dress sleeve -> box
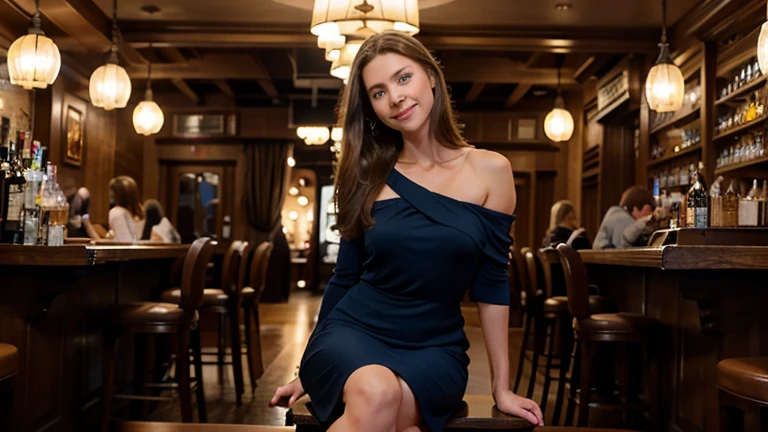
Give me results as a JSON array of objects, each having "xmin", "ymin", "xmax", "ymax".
[
  {"xmin": 316, "ymin": 235, "xmax": 366, "ymax": 323},
  {"xmin": 470, "ymin": 251, "xmax": 512, "ymax": 305}
]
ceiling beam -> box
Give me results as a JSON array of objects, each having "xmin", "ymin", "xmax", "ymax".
[
  {"xmin": 214, "ymin": 79, "xmax": 234, "ymax": 99},
  {"xmin": 126, "ymin": 55, "xmax": 273, "ymax": 80},
  {"xmin": 171, "ymin": 78, "xmax": 200, "ymax": 104},
  {"xmin": 159, "ymin": 47, "xmax": 188, "ymax": 64},
  {"xmin": 574, "ymin": 55, "xmax": 616, "ymax": 84},
  {"xmin": 250, "ymin": 53, "xmax": 280, "ymax": 100},
  {"xmin": 504, "ymin": 84, "xmax": 532, "ymax": 109},
  {"xmin": 464, "ymin": 83, "xmax": 484, "ymax": 103},
  {"xmin": 523, "ymin": 52, "xmax": 544, "ymax": 68},
  {"xmin": 440, "ymin": 57, "xmax": 577, "ymax": 85}
]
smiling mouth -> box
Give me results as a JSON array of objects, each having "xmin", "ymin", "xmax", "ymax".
[{"xmin": 392, "ymin": 104, "xmax": 417, "ymax": 121}]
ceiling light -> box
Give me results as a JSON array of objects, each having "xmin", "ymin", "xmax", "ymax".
[
  {"xmin": 331, "ymin": 41, "xmax": 364, "ymax": 81},
  {"xmin": 645, "ymin": 0, "xmax": 684, "ymax": 112},
  {"xmin": 7, "ymin": 0, "xmax": 61, "ymax": 90},
  {"xmin": 90, "ymin": 0, "xmax": 132, "ymax": 110},
  {"xmin": 287, "ymin": 156, "xmax": 296, "ymax": 167},
  {"xmin": 298, "ymin": 196, "xmax": 309, "ymax": 206},
  {"xmin": 555, "ymin": 3, "xmax": 572, "ymax": 11},
  {"xmin": 297, "ymin": 126, "xmax": 330, "ymax": 145},
  {"xmin": 289, "ymin": 211, "xmax": 299, "ymax": 221},
  {"xmin": 544, "ymin": 57, "xmax": 574, "ymax": 142},
  {"xmin": 311, "ymin": 0, "xmax": 420, "ymax": 39},
  {"xmin": 289, "ymin": 186, "xmax": 299, "ymax": 196},
  {"xmin": 132, "ymin": 62, "xmax": 164, "ymax": 136},
  {"xmin": 758, "ymin": 3, "xmax": 768, "ymax": 74}
]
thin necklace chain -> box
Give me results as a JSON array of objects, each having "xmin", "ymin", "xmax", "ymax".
[{"xmin": 397, "ymin": 148, "xmax": 469, "ymax": 165}]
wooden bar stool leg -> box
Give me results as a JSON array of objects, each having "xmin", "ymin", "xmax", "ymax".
[
  {"xmin": 526, "ymin": 319, "xmax": 545, "ymax": 399},
  {"xmin": 551, "ymin": 320, "xmax": 573, "ymax": 425},
  {"xmin": 217, "ymin": 313, "xmax": 226, "ymax": 384},
  {"xmin": 176, "ymin": 327, "xmax": 193, "ymax": 423},
  {"xmin": 577, "ymin": 340, "xmax": 596, "ymax": 427},
  {"xmin": 101, "ymin": 332, "xmax": 119, "ymax": 432},
  {"xmin": 513, "ymin": 311, "xmax": 533, "ymax": 393},
  {"xmin": 253, "ymin": 304, "xmax": 264, "ymax": 379},
  {"xmin": 540, "ymin": 318, "xmax": 558, "ymax": 414},
  {"xmin": 228, "ymin": 307, "xmax": 245, "ymax": 406},
  {"xmin": 191, "ymin": 327, "xmax": 207, "ymax": 423},
  {"xmin": 564, "ymin": 339, "xmax": 580, "ymax": 426},
  {"xmin": 243, "ymin": 301, "xmax": 257, "ymax": 390},
  {"xmin": 131, "ymin": 334, "xmax": 148, "ymax": 420}
]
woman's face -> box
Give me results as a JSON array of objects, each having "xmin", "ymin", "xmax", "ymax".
[
  {"xmin": 563, "ymin": 210, "xmax": 578, "ymax": 229},
  {"xmin": 361, "ymin": 53, "xmax": 435, "ymax": 136}
]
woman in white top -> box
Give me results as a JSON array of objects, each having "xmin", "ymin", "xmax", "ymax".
[
  {"xmin": 141, "ymin": 199, "xmax": 181, "ymax": 244},
  {"xmin": 108, "ymin": 176, "xmax": 146, "ymax": 242}
]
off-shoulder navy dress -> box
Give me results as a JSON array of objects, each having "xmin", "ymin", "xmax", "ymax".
[{"xmin": 299, "ymin": 167, "xmax": 515, "ymax": 432}]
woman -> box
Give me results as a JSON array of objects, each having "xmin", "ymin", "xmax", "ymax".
[
  {"xmin": 541, "ymin": 200, "xmax": 591, "ymax": 250},
  {"xmin": 107, "ymin": 176, "xmax": 145, "ymax": 242},
  {"xmin": 270, "ymin": 31, "xmax": 543, "ymax": 431},
  {"xmin": 141, "ymin": 199, "xmax": 181, "ymax": 244}
]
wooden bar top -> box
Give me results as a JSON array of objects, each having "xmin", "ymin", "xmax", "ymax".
[
  {"xmin": 0, "ymin": 243, "xmax": 189, "ymax": 266},
  {"xmin": 580, "ymin": 245, "xmax": 768, "ymax": 270}
]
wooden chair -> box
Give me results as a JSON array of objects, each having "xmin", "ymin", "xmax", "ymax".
[
  {"xmin": 511, "ymin": 246, "xmax": 537, "ymax": 396},
  {"xmin": 162, "ymin": 241, "xmax": 251, "ymax": 406},
  {"xmin": 556, "ymin": 244, "xmax": 661, "ymax": 429},
  {"xmin": 717, "ymin": 357, "xmax": 768, "ymax": 431},
  {"xmin": 0, "ymin": 343, "xmax": 18, "ymax": 431},
  {"xmin": 101, "ymin": 238, "xmax": 215, "ymax": 431},
  {"xmin": 241, "ymin": 241, "xmax": 273, "ymax": 389}
]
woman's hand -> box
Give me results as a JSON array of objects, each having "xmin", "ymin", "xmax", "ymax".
[
  {"xmin": 493, "ymin": 389, "xmax": 544, "ymax": 426},
  {"xmin": 269, "ymin": 377, "xmax": 306, "ymax": 408}
]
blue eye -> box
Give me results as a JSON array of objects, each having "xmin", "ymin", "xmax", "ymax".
[
  {"xmin": 373, "ymin": 90, "xmax": 385, "ymax": 99},
  {"xmin": 398, "ymin": 74, "xmax": 412, "ymax": 83}
]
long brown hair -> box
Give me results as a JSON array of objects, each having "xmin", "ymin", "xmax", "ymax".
[
  {"xmin": 109, "ymin": 176, "xmax": 145, "ymax": 220},
  {"xmin": 547, "ymin": 200, "xmax": 576, "ymax": 236},
  {"xmin": 335, "ymin": 30, "xmax": 469, "ymax": 239}
]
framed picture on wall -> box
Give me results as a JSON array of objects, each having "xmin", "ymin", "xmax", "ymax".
[{"xmin": 62, "ymin": 94, "xmax": 87, "ymax": 167}]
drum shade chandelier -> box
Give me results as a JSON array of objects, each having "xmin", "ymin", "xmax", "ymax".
[
  {"xmin": 645, "ymin": 0, "xmax": 684, "ymax": 112},
  {"xmin": 544, "ymin": 58, "xmax": 574, "ymax": 142},
  {"xmin": 758, "ymin": 2, "xmax": 768, "ymax": 74},
  {"xmin": 297, "ymin": 126, "xmax": 331, "ymax": 145},
  {"xmin": 90, "ymin": 0, "xmax": 131, "ymax": 110},
  {"xmin": 132, "ymin": 62, "xmax": 164, "ymax": 136},
  {"xmin": 7, "ymin": 0, "xmax": 61, "ymax": 90},
  {"xmin": 330, "ymin": 40, "xmax": 364, "ymax": 83},
  {"xmin": 311, "ymin": 0, "xmax": 419, "ymax": 39}
]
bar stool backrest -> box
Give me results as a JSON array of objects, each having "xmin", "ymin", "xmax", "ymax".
[
  {"xmin": 555, "ymin": 243, "xmax": 590, "ymax": 319},
  {"xmin": 181, "ymin": 237, "xmax": 216, "ymax": 309},
  {"xmin": 227, "ymin": 242, "xmax": 251, "ymax": 301},
  {"xmin": 220, "ymin": 242, "xmax": 241, "ymax": 294},
  {"xmin": 249, "ymin": 241, "xmax": 274, "ymax": 294}
]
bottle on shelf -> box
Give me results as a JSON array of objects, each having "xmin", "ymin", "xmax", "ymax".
[
  {"xmin": 710, "ymin": 176, "xmax": 724, "ymax": 227},
  {"xmin": 1, "ymin": 142, "xmax": 26, "ymax": 243},
  {"xmin": 723, "ymin": 180, "xmax": 740, "ymax": 227},
  {"xmin": 738, "ymin": 179, "xmax": 761, "ymax": 227},
  {"xmin": 686, "ymin": 161, "xmax": 708, "ymax": 229}
]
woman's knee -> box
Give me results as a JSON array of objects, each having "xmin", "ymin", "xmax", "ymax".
[{"xmin": 344, "ymin": 365, "xmax": 402, "ymax": 411}]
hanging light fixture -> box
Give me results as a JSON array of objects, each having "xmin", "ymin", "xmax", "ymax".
[
  {"xmin": 90, "ymin": 0, "xmax": 132, "ymax": 110},
  {"xmin": 758, "ymin": 2, "xmax": 768, "ymax": 74},
  {"xmin": 132, "ymin": 61, "xmax": 164, "ymax": 136},
  {"xmin": 544, "ymin": 57, "xmax": 574, "ymax": 142},
  {"xmin": 6, "ymin": 0, "xmax": 61, "ymax": 90},
  {"xmin": 645, "ymin": 0, "xmax": 684, "ymax": 112},
  {"xmin": 311, "ymin": 0, "xmax": 420, "ymax": 39},
  {"xmin": 297, "ymin": 126, "xmax": 331, "ymax": 145},
  {"xmin": 331, "ymin": 40, "xmax": 364, "ymax": 83}
]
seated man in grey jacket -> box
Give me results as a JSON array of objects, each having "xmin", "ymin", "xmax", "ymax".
[{"xmin": 593, "ymin": 186, "xmax": 657, "ymax": 249}]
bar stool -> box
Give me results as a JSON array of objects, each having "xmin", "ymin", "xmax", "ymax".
[
  {"xmin": 101, "ymin": 238, "xmax": 215, "ymax": 431},
  {"xmin": 512, "ymin": 246, "xmax": 537, "ymax": 395},
  {"xmin": 717, "ymin": 357, "xmax": 768, "ymax": 431},
  {"xmin": 241, "ymin": 241, "xmax": 273, "ymax": 389},
  {"xmin": 556, "ymin": 244, "xmax": 661, "ymax": 429},
  {"xmin": 161, "ymin": 241, "xmax": 251, "ymax": 406},
  {"xmin": 0, "ymin": 343, "xmax": 18, "ymax": 431}
]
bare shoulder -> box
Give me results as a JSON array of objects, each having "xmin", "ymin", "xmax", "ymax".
[{"xmin": 466, "ymin": 149, "xmax": 516, "ymax": 214}]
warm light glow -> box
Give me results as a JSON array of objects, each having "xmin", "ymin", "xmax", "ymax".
[
  {"xmin": 297, "ymin": 280, "xmax": 307, "ymax": 288},
  {"xmin": 326, "ymin": 47, "xmax": 341, "ymax": 61},
  {"xmin": 132, "ymin": 90, "xmax": 164, "ymax": 136},
  {"xmin": 318, "ymin": 34, "xmax": 346, "ymax": 49},
  {"xmin": 544, "ymin": 107, "xmax": 574, "ymax": 142},
  {"xmin": 287, "ymin": 156, "xmax": 296, "ymax": 167},
  {"xmin": 289, "ymin": 211, "xmax": 299, "ymax": 221},
  {"xmin": 645, "ymin": 43, "xmax": 685, "ymax": 112},
  {"xmin": 298, "ymin": 196, "xmax": 309, "ymax": 206},
  {"xmin": 307, "ymin": 211, "xmax": 314, "ymax": 222},
  {"xmin": 311, "ymin": 0, "xmax": 420, "ymax": 38},
  {"xmin": 297, "ymin": 126, "xmax": 331, "ymax": 145},
  {"xmin": 331, "ymin": 41, "xmax": 363, "ymax": 81},
  {"xmin": 759, "ymin": 19, "xmax": 768, "ymax": 75},
  {"xmin": 331, "ymin": 127, "xmax": 343, "ymax": 142},
  {"xmin": 90, "ymin": 62, "xmax": 132, "ymax": 110},
  {"xmin": 289, "ymin": 186, "xmax": 300, "ymax": 196},
  {"xmin": 7, "ymin": 33, "xmax": 61, "ymax": 90}
]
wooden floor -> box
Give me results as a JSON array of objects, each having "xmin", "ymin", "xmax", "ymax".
[{"xmin": 141, "ymin": 290, "xmax": 622, "ymax": 428}]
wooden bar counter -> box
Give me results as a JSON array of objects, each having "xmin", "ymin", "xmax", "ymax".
[
  {"xmin": 0, "ymin": 243, "xmax": 188, "ymax": 432},
  {"xmin": 579, "ymin": 243, "xmax": 768, "ymax": 432}
]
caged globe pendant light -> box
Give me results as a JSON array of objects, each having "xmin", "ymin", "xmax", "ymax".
[
  {"xmin": 7, "ymin": 0, "xmax": 61, "ymax": 90},
  {"xmin": 132, "ymin": 61, "xmax": 164, "ymax": 136},
  {"xmin": 544, "ymin": 56, "xmax": 574, "ymax": 142},
  {"xmin": 89, "ymin": 0, "xmax": 132, "ymax": 110},
  {"xmin": 645, "ymin": 0, "xmax": 685, "ymax": 112}
]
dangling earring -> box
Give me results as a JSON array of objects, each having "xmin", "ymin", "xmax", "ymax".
[{"xmin": 367, "ymin": 118, "xmax": 379, "ymax": 137}]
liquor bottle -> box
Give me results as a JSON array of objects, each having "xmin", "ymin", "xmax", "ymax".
[
  {"xmin": 38, "ymin": 163, "xmax": 67, "ymax": 246},
  {"xmin": 738, "ymin": 179, "xmax": 760, "ymax": 226},
  {"xmin": 1, "ymin": 143, "xmax": 26, "ymax": 243},
  {"xmin": 709, "ymin": 176, "xmax": 724, "ymax": 227},
  {"xmin": 723, "ymin": 180, "xmax": 739, "ymax": 227},
  {"xmin": 686, "ymin": 162, "xmax": 708, "ymax": 228},
  {"xmin": 746, "ymin": 93, "xmax": 758, "ymax": 122}
]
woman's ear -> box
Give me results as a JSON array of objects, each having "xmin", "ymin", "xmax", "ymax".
[{"xmin": 428, "ymin": 72, "xmax": 436, "ymax": 89}]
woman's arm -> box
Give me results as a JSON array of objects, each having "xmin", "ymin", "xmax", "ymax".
[{"xmin": 316, "ymin": 235, "xmax": 366, "ymax": 324}]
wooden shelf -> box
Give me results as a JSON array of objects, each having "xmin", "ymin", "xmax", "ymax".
[
  {"xmin": 717, "ymin": 26, "xmax": 761, "ymax": 78},
  {"xmin": 582, "ymin": 167, "xmax": 599, "ymax": 179},
  {"xmin": 647, "ymin": 144, "xmax": 702, "ymax": 168},
  {"xmin": 713, "ymin": 114, "xmax": 768, "ymax": 142},
  {"xmin": 714, "ymin": 75, "xmax": 767, "ymax": 107},
  {"xmin": 715, "ymin": 154, "xmax": 768, "ymax": 176},
  {"xmin": 649, "ymin": 108, "xmax": 701, "ymax": 135}
]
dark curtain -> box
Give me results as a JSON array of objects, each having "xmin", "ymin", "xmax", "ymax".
[{"xmin": 243, "ymin": 141, "xmax": 293, "ymax": 302}]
